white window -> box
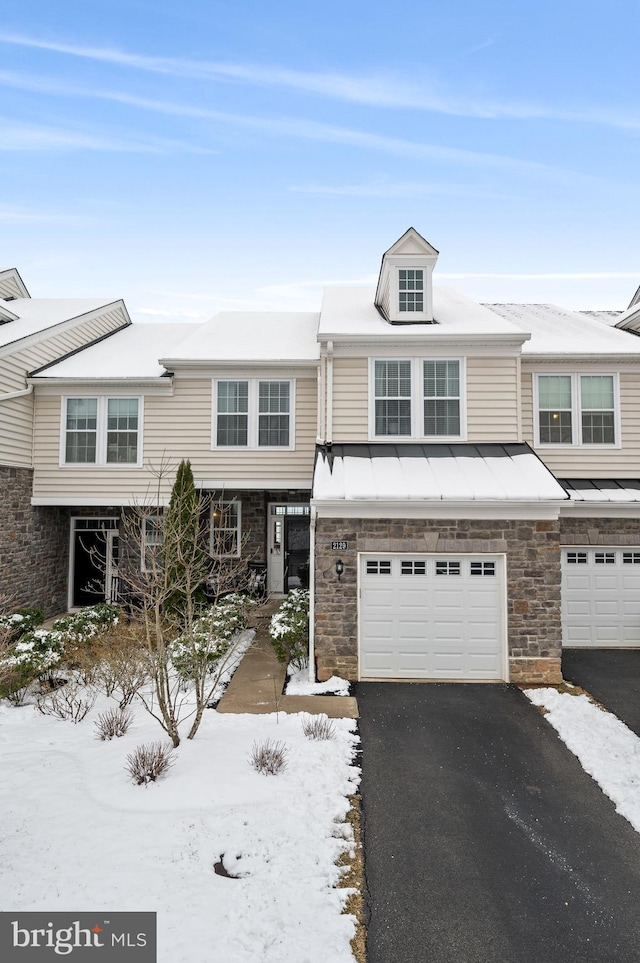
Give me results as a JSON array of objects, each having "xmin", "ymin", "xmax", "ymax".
[
  {"xmin": 62, "ymin": 397, "xmax": 142, "ymax": 466},
  {"xmin": 398, "ymin": 269, "xmax": 424, "ymax": 313},
  {"xmin": 210, "ymin": 501, "xmax": 241, "ymax": 557},
  {"xmin": 141, "ymin": 515, "xmax": 163, "ymax": 572},
  {"xmin": 371, "ymin": 359, "xmax": 464, "ymax": 440},
  {"xmin": 535, "ymin": 374, "xmax": 618, "ymax": 446},
  {"xmin": 213, "ymin": 380, "xmax": 293, "ymax": 448}
]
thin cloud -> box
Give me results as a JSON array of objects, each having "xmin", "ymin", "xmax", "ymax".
[
  {"xmin": 0, "ymin": 32, "xmax": 639, "ymax": 130},
  {"xmin": 290, "ymin": 180, "xmax": 516, "ymax": 199}
]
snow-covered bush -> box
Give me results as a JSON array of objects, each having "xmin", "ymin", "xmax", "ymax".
[
  {"xmin": 302, "ymin": 713, "xmax": 336, "ymax": 741},
  {"xmin": 126, "ymin": 741, "xmax": 176, "ymax": 785},
  {"xmin": 94, "ymin": 706, "xmax": 134, "ymax": 740},
  {"xmin": 168, "ymin": 594, "xmax": 254, "ymax": 682},
  {"xmin": 0, "ymin": 607, "xmax": 44, "ymax": 641},
  {"xmin": 269, "ymin": 589, "xmax": 309, "ymax": 669},
  {"xmin": 0, "ymin": 628, "xmax": 65, "ymax": 700},
  {"xmin": 250, "ymin": 738, "xmax": 288, "ymax": 776},
  {"xmin": 52, "ymin": 603, "xmax": 120, "ymax": 648}
]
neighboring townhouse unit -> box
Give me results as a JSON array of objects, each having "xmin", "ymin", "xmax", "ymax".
[
  {"xmin": 0, "ymin": 270, "xmax": 131, "ymax": 610},
  {"xmin": 4, "ymin": 229, "xmax": 640, "ymax": 686}
]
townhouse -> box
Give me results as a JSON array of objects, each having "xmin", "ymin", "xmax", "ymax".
[{"xmin": 2, "ymin": 229, "xmax": 640, "ymax": 685}]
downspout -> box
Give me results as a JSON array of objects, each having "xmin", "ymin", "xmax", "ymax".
[
  {"xmin": 0, "ymin": 384, "xmax": 33, "ymax": 401},
  {"xmin": 326, "ymin": 340, "xmax": 334, "ymax": 444},
  {"xmin": 308, "ymin": 503, "xmax": 317, "ymax": 681}
]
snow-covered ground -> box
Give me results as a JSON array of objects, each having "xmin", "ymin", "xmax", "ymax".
[
  {"xmin": 0, "ymin": 678, "xmax": 360, "ymax": 962},
  {"xmin": 286, "ymin": 666, "xmax": 351, "ymax": 696},
  {"xmin": 525, "ymin": 686, "xmax": 640, "ymax": 833}
]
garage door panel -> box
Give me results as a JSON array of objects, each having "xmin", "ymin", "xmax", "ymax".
[
  {"xmin": 360, "ymin": 554, "xmax": 505, "ymax": 681},
  {"xmin": 563, "ymin": 547, "xmax": 640, "ymax": 647}
]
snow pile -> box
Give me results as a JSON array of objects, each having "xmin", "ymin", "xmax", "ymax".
[
  {"xmin": 287, "ymin": 666, "xmax": 351, "ymax": 696},
  {"xmin": 0, "ymin": 690, "xmax": 360, "ymax": 962},
  {"xmin": 525, "ymin": 687, "xmax": 640, "ymax": 833}
]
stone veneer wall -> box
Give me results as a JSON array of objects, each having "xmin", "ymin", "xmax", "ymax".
[
  {"xmin": 314, "ymin": 516, "xmax": 563, "ymax": 685},
  {"xmin": 0, "ymin": 466, "xmax": 68, "ymax": 616},
  {"xmin": 559, "ymin": 516, "xmax": 640, "ymax": 545}
]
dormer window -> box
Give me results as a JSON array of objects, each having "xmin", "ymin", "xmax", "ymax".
[{"xmin": 399, "ymin": 269, "xmax": 424, "ymax": 313}]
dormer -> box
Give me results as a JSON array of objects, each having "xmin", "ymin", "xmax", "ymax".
[{"xmin": 375, "ymin": 227, "xmax": 439, "ymax": 324}]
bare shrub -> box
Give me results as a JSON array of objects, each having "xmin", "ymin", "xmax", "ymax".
[
  {"xmin": 249, "ymin": 738, "xmax": 288, "ymax": 776},
  {"xmin": 126, "ymin": 741, "xmax": 176, "ymax": 785},
  {"xmin": 37, "ymin": 680, "xmax": 97, "ymax": 723},
  {"xmin": 94, "ymin": 706, "xmax": 134, "ymax": 740},
  {"xmin": 302, "ymin": 713, "xmax": 336, "ymax": 741},
  {"xmin": 93, "ymin": 624, "xmax": 150, "ymax": 709}
]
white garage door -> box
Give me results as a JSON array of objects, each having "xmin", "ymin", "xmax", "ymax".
[
  {"xmin": 562, "ymin": 548, "xmax": 640, "ymax": 647},
  {"xmin": 359, "ymin": 554, "xmax": 506, "ymax": 681}
]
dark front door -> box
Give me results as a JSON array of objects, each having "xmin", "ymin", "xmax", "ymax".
[
  {"xmin": 284, "ymin": 516, "xmax": 310, "ymax": 591},
  {"xmin": 72, "ymin": 530, "xmax": 117, "ymax": 607}
]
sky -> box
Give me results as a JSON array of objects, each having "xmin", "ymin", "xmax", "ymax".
[{"xmin": 1, "ymin": 0, "xmax": 639, "ymax": 323}]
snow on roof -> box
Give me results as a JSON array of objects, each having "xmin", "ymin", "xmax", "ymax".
[
  {"xmin": 161, "ymin": 312, "xmax": 321, "ymax": 363},
  {"xmin": 578, "ymin": 310, "xmax": 623, "ymax": 327},
  {"xmin": 313, "ymin": 443, "xmax": 566, "ymax": 502},
  {"xmin": 561, "ymin": 479, "xmax": 640, "ymax": 503},
  {"xmin": 318, "ymin": 286, "xmax": 527, "ymax": 341},
  {"xmin": 33, "ymin": 323, "xmax": 199, "ymax": 379},
  {"xmin": 0, "ymin": 298, "xmax": 117, "ymax": 349},
  {"xmin": 485, "ymin": 303, "xmax": 640, "ymax": 356}
]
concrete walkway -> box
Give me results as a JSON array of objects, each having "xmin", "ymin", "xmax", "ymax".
[{"xmin": 216, "ymin": 602, "xmax": 359, "ymax": 719}]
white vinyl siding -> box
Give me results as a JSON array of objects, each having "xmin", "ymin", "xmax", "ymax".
[
  {"xmin": 332, "ymin": 358, "xmax": 368, "ymax": 440},
  {"xmin": 0, "ymin": 307, "xmax": 127, "ymax": 468},
  {"xmin": 32, "ymin": 374, "xmax": 317, "ymax": 502},
  {"xmin": 523, "ymin": 366, "xmax": 640, "ymax": 475}
]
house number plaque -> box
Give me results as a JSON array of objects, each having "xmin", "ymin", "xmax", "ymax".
[{"xmin": 331, "ymin": 540, "xmax": 349, "ymax": 551}]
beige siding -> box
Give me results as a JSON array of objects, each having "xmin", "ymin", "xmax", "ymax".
[
  {"xmin": 466, "ymin": 357, "xmax": 519, "ymax": 441},
  {"xmin": 0, "ymin": 274, "xmax": 26, "ymax": 300},
  {"xmin": 332, "ymin": 358, "xmax": 369, "ymax": 440},
  {"xmin": 330, "ymin": 355, "xmax": 519, "ymax": 442},
  {"xmin": 522, "ymin": 366, "xmax": 640, "ymax": 475},
  {"xmin": 0, "ymin": 307, "xmax": 127, "ymax": 467},
  {"xmin": 32, "ymin": 376, "xmax": 317, "ymax": 501}
]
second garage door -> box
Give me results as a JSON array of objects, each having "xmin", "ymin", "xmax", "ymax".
[
  {"xmin": 359, "ymin": 554, "xmax": 506, "ymax": 681},
  {"xmin": 562, "ymin": 547, "xmax": 640, "ymax": 647}
]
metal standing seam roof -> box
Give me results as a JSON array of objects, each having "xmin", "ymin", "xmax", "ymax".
[
  {"xmin": 312, "ymin": 443, "xmax": 568, "ymax": 502},
  {"xmin": 560, "ymin": 479, "xmax": 640, "ymax": 502}
]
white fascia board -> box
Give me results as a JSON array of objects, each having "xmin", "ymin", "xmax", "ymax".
[
  {"xmin": 32, "ymin": 495, "xmax": 172, "ymax": 507},
  {"xmin": 330, "ymin": 340, "xmax": 524, "ymax": 359},
  {"xmin": 311, "ymin": 499, "xmax": 565, "ymax": 520},
  {"xmin": 560, "ymin": 501, "xmax": 640, "ymax": 518},
  {"xmin": 161, "ymin": 358, "xmax": 320, "ymax": 370},
  {"xmin": 522, "ymin": 353, "xmax": 640, "ymax": 364},
  {"xmin": 174, "ymin": 364, "xmax": 318, "ymax": 379},
  {"xmin": 30, "ymin": 378, "xmax": 173, "ymax": 395},
  {"xmin": 0, "ymin": 302, "xmax": 129, "ymax": 360},
  {"xmin": 318, "ymin": 332, "xmax": 529, "ymax": 347},
  {"xmin": 199, "ymin": 478, "xmax": 313, "ymax": 490}
]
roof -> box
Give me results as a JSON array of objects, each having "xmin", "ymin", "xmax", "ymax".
[
  {"xmin": 312, "ymin": 443, "xmax": 567, "ymax": 502},
  {"xmin": 0, "ymin": 298, "xmax": 120, "ymax": 349},
  {"xmin": 485, "ymin": 303, "xmax": 640, "ymax": 356},
  {"xmin": 160, "ymin": 312, "xmax": 321, "ymax": 364},
  {"xmin": 32, "ymin": 323, "xmax": 199, "ymax": 379},
  {"xmin": 560, "ymin": 479, "xmax": 640, "ymax": 503},
  {"xmin": 578, "ymin": 310, "xmax": 623, "ymax": 326},
  {"xmin": 319, "ymin": 286, "xmax": 528, "ymax": 342}
]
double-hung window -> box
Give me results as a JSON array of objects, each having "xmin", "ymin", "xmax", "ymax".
[
  {"xmin": 210, "ymin": 501, "xmax": 241, "ymax": 557},
  {"xmin": 372, "ymin": 359, "xmax": 463, "ymax": 439},
  {"xmin": 536, "ymin": 374, "xmax": 617, "ymax": 446},
  {"xmin": 141, "ymin": 515, "xmax": 163, "ymax": 572},
  {"xmin": 63, "ymin": 396, "xmax": 141, "ymax": 465},
  {"xmin": 214, "ymin": 380, "xmax": 293, "ymax": 448},
  {"xmin": 398, "ymin": 269, "xmax": 424, "ymax": 313}
]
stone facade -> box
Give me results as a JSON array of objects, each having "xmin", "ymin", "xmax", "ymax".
[
  {"xmin": 313, "ymin": 516, "xmax": 563, "ymax": 685},
  {"xmin": 559, "ymin": 516, "xmax": 640, "ymax": 545},
  {"xmin": 0, "ymin": 466, "xmax": 68, "ymax": 616}
]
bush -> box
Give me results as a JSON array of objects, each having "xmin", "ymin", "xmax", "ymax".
[
  {"xmin": 0, "ymin": 607, "xmax": 45, "ymax": 642},
  {"xmin": 126, "ymin": 741, "xmax": 176, "ymax": 785},
  {"xmin": 52, "ymin": 604, "xmax": 120, "ymax": 648},
  {"xmin": 301, "ymin": 713, "xmax": 336, "ymax": 741},
  {"xmin": 94, "ymin": 706, "xmax": 134, "ymax": 740},
  {"xmin": 269, "ymin": 589, "xmax": 309, "ymax": 669},
  {"xmin": 249, "ymin": 738, "xmax": 288, "ymax": 776},
  {"xmin": 168, "ymin": 594, "xmax": 254, "ymax": 682},
  {"xmin": 36, "ymin": 679, "xmax": 97, "ymax": 723},
  {"xmin": 0, "ymin": 628, "xmax": 65, "ymax": 698}
]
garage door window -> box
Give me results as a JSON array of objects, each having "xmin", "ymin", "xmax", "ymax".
[
  {"xmin": 623, "ymin": 552, "xmax": 640, "ymax": 564},
  {"xmin": 366, "ymin": 560, "xmax": 392, "ymax": 575},
  {"xmin": 401, "ymin": 560, "xmax": 427, "ymax": 575},
  {"xmin": 566, "ymin": 551, "xmax": 587, "ymax": 564},
  {"xmin": 435, "ymin": 560, "xmax": 461, "ymax": 575},
  {"xmin": 470, "ymin": 561, "xmax": 496, "ymax": 576},
  {"xmin": 594, "ymin": 552, "xmax": 615, "ymax": 564}
]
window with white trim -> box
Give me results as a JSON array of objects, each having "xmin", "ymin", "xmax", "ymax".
[
  {"xmin": 210, "ymin": 501, "xmax": 241, "ymax": 557},
  {"xmin": 371, "ymin": 359, "xmax": 464, "ymax": 439},
  {"xmin": 213, "ymin": 380, "xmax": 293, "ymax": 448},
  {"xmin": 536, "ymin": 374, "xmax": 617, "ymax": 446},
  {"xmin": 63, "ymin": 397, "xmax": 141, "ymax": 465},
  {"xmin": 141, "ymin": 515, "xmax": 163, "ymax": 572},
  {"xmin": 399, "ymin": 269, "xmax": 424, "ymax": 313}
]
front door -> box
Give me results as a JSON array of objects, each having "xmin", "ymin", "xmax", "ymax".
[
  {"xmin": 70, "ymin": 519, "xmax": 119, "ymax": 608},
  {"xmin": 267, "ymin": 504, "xmax": 310, "ymax": 594}
]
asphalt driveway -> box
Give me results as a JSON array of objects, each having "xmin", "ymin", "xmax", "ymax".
[
  {"xmin": 357, "ymin": 682, "xmax": 640, "ymax": 963},
  {"xmin": 562, "ymin": 649, "xmax": 640, "ymax": 737}
]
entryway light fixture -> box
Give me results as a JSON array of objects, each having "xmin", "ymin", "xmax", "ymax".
[{"xmin": 335, "ymin": 559, "xmax": 344, "ymax": 581}]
